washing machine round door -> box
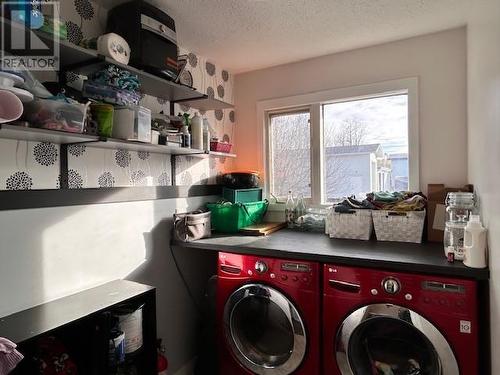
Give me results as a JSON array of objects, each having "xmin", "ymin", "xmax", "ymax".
[
  {"xmin": 224, "ymin": 283, "xmax": 307, "ymax": 375},
  {"xmin": 336, "ymin": 304, "xmax": 459, "ymax": 375}
]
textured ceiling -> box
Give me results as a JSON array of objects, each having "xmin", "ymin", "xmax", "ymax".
[{"xmin": 102, "ymin": 0, "xmax": 473, "ymax": 73}]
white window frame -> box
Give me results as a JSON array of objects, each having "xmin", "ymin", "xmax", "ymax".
[{"xmin": 257, "ymin": 78, "xmax": 419, "ymax": 206}]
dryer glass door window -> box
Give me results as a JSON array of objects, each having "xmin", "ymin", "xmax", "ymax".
[
  {"xmin": 224, "ymin": 284, "xmax": 307, "ymax": 375},
  {"xmin": 336, "ymin": 304, "xmax": 459, "ymax": 375},
  {"xmin": 348, "ymin": 317, "xmax": 439, "ymax": 374}
]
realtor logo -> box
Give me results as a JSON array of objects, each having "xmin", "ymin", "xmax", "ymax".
[{"xmin": 1, "ymin": 1, "xmax": 60, "ymax": 71}]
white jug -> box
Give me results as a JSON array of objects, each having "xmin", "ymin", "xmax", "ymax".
[{"xmin": 463, "ymin": 215, "xmax": 487, "ymax": 268}]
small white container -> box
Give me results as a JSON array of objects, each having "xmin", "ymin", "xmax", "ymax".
[
  {"xmin": 463, "ymin": 215, "xmax": 487, "ymax": 268},
  {"xmin": 112, "ymin": 105, "xmax": 151, "ymax": 143}
]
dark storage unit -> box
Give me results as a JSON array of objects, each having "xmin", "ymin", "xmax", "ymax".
[{"xmin": 0, "ymin": 280, "xmax": 157, "ymax": 375}]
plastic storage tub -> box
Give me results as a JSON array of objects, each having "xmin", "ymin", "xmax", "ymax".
[
  {"xmin": 222, "ymin": 187, "xmax": 262, "ymax": 203},
  {"xmin": 207, "ymin": 200, "xmax": 268, "ymax": 233},
  {"xmin": 23, "ymin": 98, "xmax": 88, "ymax": 133}
]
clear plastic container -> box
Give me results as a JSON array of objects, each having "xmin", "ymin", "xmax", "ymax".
[
  {"xmin": 444, "ymin": 221, "xmax": 467, "ymax": 260},
  {"xmin": 23, "ymin": 98, "xmax": 88, "ymax": 133},
  {"xmin": 445, "ymin": 192, "xmax": 475, "ymax": 222}
]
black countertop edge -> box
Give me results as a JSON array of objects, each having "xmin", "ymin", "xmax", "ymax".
[{"xmin": 171, "ymin": 230, "xmax": 489, "ymax": 281}]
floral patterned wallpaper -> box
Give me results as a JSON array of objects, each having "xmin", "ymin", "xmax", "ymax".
[{"xmin": 0, "ymin": 0, "xmax": 235, "ymax": 190}]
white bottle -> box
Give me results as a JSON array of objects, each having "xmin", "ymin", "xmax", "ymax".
[
  {"xmin": 190, "ymin": 112, "xmax": 203, "ymax": 150},
  {"xmin": 203, "ymin": 117, "xmax": 211, "ymax": 152},
  {"xmin": 463, "ymin": 215, "xmax": 487, "ymax": 268}
]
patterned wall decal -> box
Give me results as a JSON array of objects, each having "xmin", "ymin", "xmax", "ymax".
[
  {"xmin": 74, "ymin": 0, "xmax": 94, "ymax": 21},
  {"xmin": 68, "ymin": 169, "xmax": 84, "ymax": 189},
  {"xmin": 65, "ymin": 21, "xmax": 83, "ymax": 44},
  {"xmin": 131, "ymin": 170, "xmax": 147, "ymax": 186},
  {"xmin": 222, "ymin": 70, "xmax": 229, "ymax": 82},
  {"xmin": 215, "ymin": 110, "xmax": 224, "ymax": 121},
  {"xmin": 33, "ymin": 142, "xmax": 58, "ymax": 166},
  {"xmin": 157, "ymin": 172, "xmax": 171, "ymax": 186},
  {"xmin": 179, "ymin": 104, "xmax": 191, "ymax": 113},
  {"xmin": 6, "ymin": 172, "xmax": 33, "ymax": 190},
  {"xmin": 206, "ymin": 86, "xmax": 215, "ymax": 99},
  {"xmin": 217, "ymin": 85, "xmax": 225, "ymax": 99},
  {"xmin": 68, "ymin": 144, "xmax": 87, "ymax": 157},
  {"xmin": 115, "ymin": 150, "xmax": 131, "ymax": 168},
  {"xmin": 98, "ymin": 172, "xmax": 115, "ymax": 188},
  {"xmin": 205, "ymin": 62, "xmax": 216, "ymax": 76},
  {"xmin": 188, "ymin": 53, "xmax": 198, "ymax": 68},
  {"xmin": 138, "ymin": 151, "xmax": 150, "ymax": 160},
  {"xmin": 180, "ymin": 171, "xmax": 193, "ymax": 186},
  {"xmin": 229, "ymin": 110, "xmax": 235, "ymax": 123}
]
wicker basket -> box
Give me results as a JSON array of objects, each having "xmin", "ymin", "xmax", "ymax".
[
  {"xmin": 327, "ymin": 209, "xmax": 373, "ymax": 240},
  {"xmin": 372, "ymin": 210, "xmax": 426, "ymax": 243}
]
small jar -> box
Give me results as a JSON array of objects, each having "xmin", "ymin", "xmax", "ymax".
[
  {"xmin": 444, "ymin": 221, "xmax": 467, "ymax": 260},
  {"xmin": 445, "ymin": 192, "xmax": 475, "ymax": 222}
]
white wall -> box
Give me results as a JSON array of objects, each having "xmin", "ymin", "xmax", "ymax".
[
  {"xmin": 0, "ymin": 196, "xmax": 218, "ymax": 375},
  {"xmin": 466, "ymin": 1, "xmax": 500, "ymax": 373},
  {"xmin": 233, "ymin": 28, "xmax": 468, "ymax": 193}
]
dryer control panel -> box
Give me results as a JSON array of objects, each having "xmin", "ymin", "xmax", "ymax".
[{"xmin": 219, "ymin": 252, "xmax": 319, "ymax": 291}]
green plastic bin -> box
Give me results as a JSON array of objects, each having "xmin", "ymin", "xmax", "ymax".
[
  {"xmin": 222, "ymin": 187, "xmax": 263, "ymax": 203},
  {"xmin": 207, "ymin": 200, "xmax": 268, "ymax": 233}
]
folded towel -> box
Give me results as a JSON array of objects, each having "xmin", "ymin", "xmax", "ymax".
[{"xmin": 0, "ymin": 337, "xmax": 23, "ymax": 375}]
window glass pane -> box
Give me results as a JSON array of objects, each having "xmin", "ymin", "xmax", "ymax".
[
  {"xmin": 323, "ymin": 95, "xmax": 409, "ymax": 202},
  {"xmin": 270, "ymin": 112, "xmax": 311, "ymax": 198}
]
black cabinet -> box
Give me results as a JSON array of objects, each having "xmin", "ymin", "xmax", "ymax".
[{"xmin": 0, "ymin": 280, "xmax": 157, "ymax": 375}]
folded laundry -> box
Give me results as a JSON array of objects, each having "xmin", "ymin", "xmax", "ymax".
[
  {"xmin": 366, "ymin": 191, "xmax": 427, "ymax": 211},
  {"xmin": 0, "ymin": 337, "xmax": 24, "ymax": 375},
  {"xmin": 334, "ymin": 196, "xmax": 375, "ymax": 213}
]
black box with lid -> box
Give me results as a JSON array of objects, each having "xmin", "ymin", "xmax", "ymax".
[{"xmin": 106, "ymin": 0, "xmax": 179, "ymax": 81}]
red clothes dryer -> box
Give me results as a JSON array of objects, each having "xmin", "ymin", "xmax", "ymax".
[
  {"xmin": 217, "ymin": 252, "xmax": 321, "ymax": 375},
  {"xmin": 323, "ymin": 264, "xmax": 479, "ymax": 375}
]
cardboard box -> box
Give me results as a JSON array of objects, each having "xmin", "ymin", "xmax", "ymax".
[{"xmin": 427, "ymin": 184, "xmax": 473, "ymax": 242}]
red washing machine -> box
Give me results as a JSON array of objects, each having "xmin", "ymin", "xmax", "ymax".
[
  {"xmin": 323, "ymin": 264, "xmax": 479, "ymax": 375},
  {"xmin": 217, "ymin": 252, "xmax": 321, "ymax": 375}
]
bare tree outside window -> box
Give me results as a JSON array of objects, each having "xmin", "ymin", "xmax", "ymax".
[
  {"xmin": 270, "ymin": 112, "xmax": 311, "ymax": 198},
  {"xmin": 324, "ymin": 95, "xmax": 409, "ymax": 200}
]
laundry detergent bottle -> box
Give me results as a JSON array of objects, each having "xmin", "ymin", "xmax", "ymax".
[{"xmin": 463, "ymin": 215, "xmax": 487, "ymax": 268}]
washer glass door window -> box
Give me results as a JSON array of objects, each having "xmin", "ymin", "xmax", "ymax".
[
  {"xmin": 224, "ymin": 284, "xmax": 307, "ymax": 375},
  {"xmin": 336, "ymin": 304, "xmax": 459, "ymax": 375}
]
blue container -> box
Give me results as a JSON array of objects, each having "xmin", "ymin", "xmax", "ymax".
[{"xmin": 223, "ymin": 187, "xmax": 263, "ymax": 203}]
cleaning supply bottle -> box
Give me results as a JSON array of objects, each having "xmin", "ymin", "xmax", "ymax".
[
  {"xmin": 463, "ymin": 215, "xmax": 487, "ymax": 268},
  {"xmin": 203, "ymin": 117, "xmax": 211, "ymax": 152},
  {"xmin": 191, "ymin": 112, "xmax": 203, "ymax": 150}
]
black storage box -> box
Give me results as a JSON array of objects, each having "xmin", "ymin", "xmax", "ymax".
[{"xmin": 106, "ymin": 0, "xmax": 179, "ymax": 81}]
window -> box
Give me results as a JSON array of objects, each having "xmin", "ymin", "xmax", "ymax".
[
  {"xmin": 269, "ymin": 111, "xmax": 311, "ymax": 199},
  {"xmin": 323, "ymin": 94, "xmax": 409, "ymax": 201},
  {"xmin": 261, "ymin": 78, "xmax": 418, "ymax": 205}
]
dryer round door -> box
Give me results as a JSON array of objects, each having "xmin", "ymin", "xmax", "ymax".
[
  {"xmin": 223, "ymin": 283, "xmax": 307, "ymax": 375},
  {"xmin": 336, "ymin": 304, "xmax": 459, "ymax": 375}
]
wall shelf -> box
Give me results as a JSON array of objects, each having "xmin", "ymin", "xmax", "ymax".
[{"xmin": 176, "ymin": 96, "xmax": 234, "ymax": 111}]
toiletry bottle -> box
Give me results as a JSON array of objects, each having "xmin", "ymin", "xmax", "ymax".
[
  {"xmin": 203, "ymin": 118, "xmax": 211, "ymax": 152},
  {"xmin": 181, "ymin": 125, "xmax": 191, "ymax": 148},
  {"xmin": 285, "ymin": 191, "xmax": 295, "ymax": 226},
  {"xmin": 191, "ymin": 112, "xmax": 203, "ymax": 150}
]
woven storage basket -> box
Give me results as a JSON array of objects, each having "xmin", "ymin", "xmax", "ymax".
[
  {"xmin": 372, "ymin": 210, "xmax": 426, "ymax": 243},
  {"xmin": 327, "ymin": 209, "xmax": 373, "ymax": 240}
]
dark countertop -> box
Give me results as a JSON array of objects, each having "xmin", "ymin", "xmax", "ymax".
[{"xmin": 172, "ymin": 229, "xmax": 489, "ymax": 280}]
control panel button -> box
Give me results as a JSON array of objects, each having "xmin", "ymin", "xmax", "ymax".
[
  {"xmin": 371, "ymin": 289, "xmax": 378, "ymax": 296},
  {"xmin": 281, "ymin": 275, "xmax": 288, "ymax": 281},
  {"xmin": 292, "ymin": 276, "xmax": 299, "ymax": 282},
  {"xmin": 302, "ymin": 277, "xmax": 308, "ymax": 283},
  {"xmin": 247, "ymin": 270, "xmax": 253, "ymax": 276},
  {"xmin": 405, "ymin": 293, "xmax": 413, "ymax": 301},
  {"xmin": 270, "ymin": 273, "xmax": 276, "ymax": 279},
  {"xmin": 423, "ymin": 296, "xmax": 431, "ymax": 304},
  {"xmin": 255, "ymin": 261, "xmax": 268, "ymax": 274},
  {"xmin": 382, "ymin": 277, "xmax": 401, "ymax": 295}
]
